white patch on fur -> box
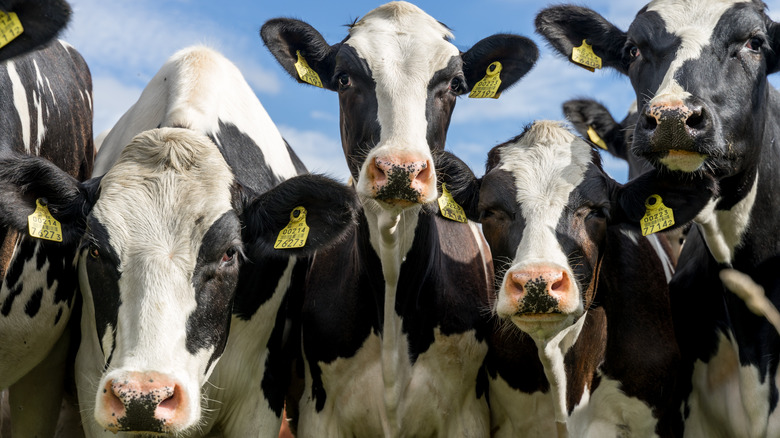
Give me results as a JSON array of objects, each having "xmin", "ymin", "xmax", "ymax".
[
  {"xmin": 494, "ymin": 121, "xmax": 592, "ymax": 336},
  {"xmin": 538, "ymin": 315, "xmax": 587, "ymax": 426},
  {"xmin": 93, "ymin": 46, "xmax": 298, "ymax": 181},
  {"xmin": 645, "ymin": 233, "xmax": 674, "ymax": 283},
  {"xmin": 694, "ymin": 172, "xmax": 758, "ymax": 264},
  {"xmin": 7, "ymin": 61, "xmax": 31, "ymax": 154},
  {"xmin": 569, "ymin": 375, "xmax": 659, "ymax": 437},
  {"xmin": 488, "ymin": 373, "xmax": 556, "ymax": 437},
  {"xmin": 348, "ymin": 2, "xmax": 457, "ymax": 203},
  {"xmin": 646, "ymin": 0, "xmax": 750, "ymax": 103},
  {"xmin": 298, "ymin": 328, "xmax": 488, "ymax": 437},
  {"xmin": 684, "ymin": 331, "xmax": 780, "ymax": 437},
  {"xmin": 31, "ymin": 60, "xmax": 45, "ymax": 154}
]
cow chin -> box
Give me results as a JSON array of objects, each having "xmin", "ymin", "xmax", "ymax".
[
  {"xmin": 658, "ymin": 149, "xmax": 708, "ymax": 173},
  {"xmin": 508, "ymin": 313, "xmax": 579, "ymax": 342}
]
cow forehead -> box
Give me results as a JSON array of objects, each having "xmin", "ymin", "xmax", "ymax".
[
  {"xmin": 346, "ymin": 2, "xmax": 458, "ymax": 84},
  {"xmin": 497, "ymin": 121, "xmax": 591, "ymax": 217},
  {"xmin": 93, "ymin": 128, "xmax": 235, "ymax": 261}
]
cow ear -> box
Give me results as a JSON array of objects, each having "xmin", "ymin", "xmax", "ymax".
[
  {"xmin": 462, "ymin": 34, "xmax": 538, "ymax": 95},
  {"xmin": 535, "ymin": 5, "xmax": 628, "ymax": 75},
  {"xmin": 434, "ymin": 151, "xmax": 481, "ymax": 221},
  {"xmin": 563, "ymin": 99, "xmax": 628, "ymax": 160},
  {"xmin": 766, "ymin": 18, "xmax": 780, "ymax": 74},
  {"xmin": 611, "ymin": 169, "xmax": 717, "ymax": 232},
  {"xmin": 261, "ymin": 18, "xmax": 339, "ymax": 91},
  {"xmin": 0, "ymin": 0, "xmax": 71, "ymax": 62},
  {"xmin": 242, "ymin": 174, "xmax": 359, "ymax": 258},
  {"xmin": 0, "ymin": 153, "xmax": 97, "ymax": 245}
]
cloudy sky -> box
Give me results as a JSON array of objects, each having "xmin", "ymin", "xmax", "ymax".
[{"xmin": 60, "ymin": 0, "xmax": 780, "ymax": 183}]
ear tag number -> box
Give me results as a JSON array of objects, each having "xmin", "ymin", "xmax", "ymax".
[
  {"xmin": 586, "ymin": 126, "xmax": 608, "ymax": 150},
  {"xmin": 274, "ymin": 206, "xmax": 310, "ymax": 249},
  {"xmin": 0, "ymin": 11, "xmax": 24, "ymax": 49},
  {"xmin": 641, "ymin": 194, "xmax": 675, "ymax": 236},
  {"xmin": 468, "ymin": 61, "xmax": 502, "ymax": 99},
  {"xmin": 571, "ymin": 39, "xmax": 602, "ymax": 72},
  {"xmin": 294, "ymin": 50, "xmax": 323, "ymax": 88},
  {"xmin": 28, "ymin": 198, "xmax": 63, "ymax": 242},
  {"xmin": 438, "ymin": 184, "xmax": 467, "ymax": 223}
]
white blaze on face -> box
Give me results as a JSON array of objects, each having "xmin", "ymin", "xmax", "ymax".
[
  {"xmin": 90, "ymin": 127, "xmax": 235, "ymax": 425},
  {"xmin": 347, "ymin": 2, "xmax": 458, "ymax": 202},
  {"xmin": 494, "ymin": 121, "xmax": 592, "ymax": 324},
  {"xmin": 646, "ymin": 0, "xmax": 750, "ymax": 104}
]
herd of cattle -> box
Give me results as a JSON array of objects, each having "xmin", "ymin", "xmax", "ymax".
[{"xmin": 1, "ymin": 0, "xmax": 780, "ymax": 437}]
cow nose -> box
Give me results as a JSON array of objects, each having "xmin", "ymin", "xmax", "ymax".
[
  {"xmin": 505, "ymin": 267, "xmax": 572, "ymax": 314},
  {"xmin": 368, "ymin": 154, "xmax": 434, "ymax": 205},
  {"xmin": 638, "ymin": 101, "xmax": 707, "ymax": 149},
  {"xmin": 98, "ymin": 371, "xmax": 185, "ymax": 433}
]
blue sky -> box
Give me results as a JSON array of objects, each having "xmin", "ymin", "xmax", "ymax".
[{"xmin": 61, "ymin": 0, "xmax": 780, "ymax": 183}]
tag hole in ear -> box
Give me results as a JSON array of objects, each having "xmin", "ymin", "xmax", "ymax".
[
  {"xmin": 39, "ymin": 198, "xmax": 48, "ymax": 207},
  {"xmin": 293, "ymin": 209, "xmax": 301, "ymax": 218}
]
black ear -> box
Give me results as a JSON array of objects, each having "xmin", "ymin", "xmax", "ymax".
[
  {"xmin": 767, "ymin": 18, "xmax": 780, "ymax": 74},
  {"xmin": 462, "ymin": 34, "xmax": 538, "ymax": 95},
  {"xmin": 261, "ymin": 18, "xmax": 339, "ymax": 91},
  {"xmin": 563, "ymin": 99, "xmax": 629, "ymax": 160},
  {"xmin": 535, "ymin": 5, "xmax": 628, "ymax": 74},
  {"xmin": 0, "ymin": 153, "xmax": 98, "ymax": 245},
  {"xmin": 612, "ymin": 169, "xmax": 718, "ymax": 232},
  {"xmin": 0, "ymin": 0, "xmax": 71, "ymax": 61},
  {"xmin": 242, "ymin": 174, "xmax": 359, "ymax": 258},
  {"xmin": 434, "ymin": 151, "xmax": 481, "ymax": 221}
]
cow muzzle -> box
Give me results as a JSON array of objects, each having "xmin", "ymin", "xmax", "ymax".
[
  {"xmin": 635, "ymin": 100, "xmax": 710, "ymax": 172},
  {"xmin": 500, "ymin": 264, "xmax": 578, "ymax": 317},
  {"xmin": 95, "ymin": 370, "xmax": 191, "ymax": 434},
  {"xmin": 364, "ymin": 153, "xmax": 435, "ymax": 206}
]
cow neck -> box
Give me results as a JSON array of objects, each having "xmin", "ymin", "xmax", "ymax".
[{"xmin": 362, "ymin": 198, "xmax": 421, "ymax": 432}]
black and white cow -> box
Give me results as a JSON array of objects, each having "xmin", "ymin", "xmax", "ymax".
[
  {"xmin": 449, "ymin": 120, "xmax": 714, "ymax": 436},
  {"xmin": 537, "ymin": 1, "xmax": 780, "ymax": 435},
  {"xmin": 0, "ymin": 45, "xmax": 359, "ymax": 437},
  {"xmin": 0, "ymin": 0, "xmax": 71, "ymax": 62},
  {"xmin": 0, "ymin": 36, "xmax": 92, "ymax": 436},
  {"xmin": 262, "ymin": 2, "xmax": 538, "ymax": 435}
]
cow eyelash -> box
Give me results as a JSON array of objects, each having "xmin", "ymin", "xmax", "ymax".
[
  {"xmin": 744, "ymin": 36, "xmax": 764, "ymax": 52},
  {"xmin": 337, "ymin": 72, "xmax": 351, "ymax": 89}
]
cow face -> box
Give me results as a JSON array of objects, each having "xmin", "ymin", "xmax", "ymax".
[
  {"xmin": 536, "ymin": 0, "xmax": 780, "ymax": 178},
  {"xmin": 0, "ymin": 127, "xmax": 359, "ymax": 435},
  {"xmin": 262, "ymin": 1, "xmax": 538, "ymax": 209}
]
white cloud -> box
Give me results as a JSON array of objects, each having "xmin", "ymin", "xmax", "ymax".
[
  {"xmin": 277, "ymin": 124, "xmax": 351, "ymax": 182},
  {"xmin": 90, "ymin": 75, "xmax": 144, "ymax": 135}
]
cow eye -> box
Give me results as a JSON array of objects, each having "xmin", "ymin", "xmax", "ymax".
[
  {"xmin": 745, "ymin": 37, "xmax": 763, "ymax": 51},
  {"xmin": 337, "ymin": 73, "xmax": 351, "ymax": 89},
  {"xmin": 629, "ymin": 46, "xmax": 640, "ymax": 59},
  {"xmin": 88, "ymin": 244, "xmax": 100, "ymax": 259},
  {"xmin": 449, "ymin": 77, "xmax": 464, "ymax": 94},
  {"xmin": 220, "ymin": 247, "xmax": 237, "ymax": 266},
  {"xmin": 587, "ymin": 207, "xmax": 608, "ymax": 221}
]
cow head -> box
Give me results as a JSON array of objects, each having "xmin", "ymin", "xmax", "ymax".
[
  {"xmin": 446, "ymin": 121, "xmax": 714, "ymax": 341},
  {"xmin": 262, "ymin": 1, "xmax": 538, "ymax": 210},
  {"xmin": 0, "ymin": 0, "xmax": 71, "ymax": 61},
  {"xmin": 0, "ymin": 128, "xmax": 358, "ymax": 434},
  {"xmin": 537, "ymin": 0, "xmax": 780, "ymax": 178}
]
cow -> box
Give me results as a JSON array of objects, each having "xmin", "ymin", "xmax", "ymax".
[
  {"xmin": 261, "ymin": 1, "xmax": 538, "ymax": 435},
  {"xmin": 0, "ymin": 0, "xmax": 71, "ymax": 62},
  {"xmin": 445, "ymin": 120, "xmax": 714, "ymax": 436},
  {"xmin": 536, "ymin": 1, "xmax": 780, "ymax": 435},
  {"xmin": 0, "ymin": 45, "xmax": 359, "ymax": 437},
  {"xmin": 0, "ymin": 31, "xmax": 92, "ymax": 437}
]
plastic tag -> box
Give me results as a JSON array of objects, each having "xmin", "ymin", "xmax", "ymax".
[
  {"xmin": 438, "ymin": 184, "xmax": 467, "ymax": 223},
  {"xmin": 28, "ymin": 199, "xmax": 63, "ymax": 242},
  {"xmin": 274, "ymin": 206, "xmax": 310, "ymax": 249},
  {"xmin": 586, "ymin": 126, "xmax": 608, "ymax": 150},
  {"xmin": 0, "ymin": 11, "xmax": 24, "ymax": 50},
  {"xmin": 641, "ymin": 195, "xmax": 675, "ymax": 236},
  {"xmin": 468, "ymin": 61, "xmax": 502, "ymax": 99},
  {"xmin": 294, "ymin": 50, "xmax": 323, "ymax": 88},
  {"xmin": 571, "ymin": 40, "xmax": 602, "ymax": 72}
]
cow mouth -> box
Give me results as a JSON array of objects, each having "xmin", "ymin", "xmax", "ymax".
[{"xmin": 658, "ymin": 149, "xmax": 708, "ymax": 172}]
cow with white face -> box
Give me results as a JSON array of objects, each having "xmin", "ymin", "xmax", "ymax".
[
  {"xmin": 0, "ymin": 46, "xmax": 359, "ymax": 437},
  {"xmin": 537, "ymin": 1, "xmax": 780, "ymax": 435},
  {"xmin": 450, "ymin": 121, "xmax": 714, "ymax": 436},
  {"xmin": 262, "ymin": 2, "xmax": 538, "ymax": 435}
]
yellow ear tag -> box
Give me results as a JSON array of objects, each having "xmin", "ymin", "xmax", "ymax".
[
  {"xmin": 468, "ymin": 61, "xmax": 502, "ymax": 99},
  {"xmin": 274, "ymin": 206, "xmax": 310, "ymax": 249},
  {"xmin": 0, "ymin": 11, "xmax": 24, "ymax": 50},
  {"xmin": 641, "ymin": 195, "xmax": 675, "ymax": 236},
  {"xmin": 586, "ymin": 126, "xmax": 608, "ymax": 150},
  {"xmin": 27, "ymin": 199, "xmax": 63, "ymax": 242},
  {"xmin": 438, "ymin": 184, "xmax": 467, "ymax": 223},
  {"xmin": 571, "ymin": 39, "xmax": 602, "ymax": 72},
  {"xmin": 294, "ymin": 50, "xmax": 323, "ymax": 88}
]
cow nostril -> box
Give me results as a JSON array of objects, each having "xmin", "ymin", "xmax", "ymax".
[
  {"xmin": 686, "ymin": 107, "xmax": 705, "ymax": 130},
  {"xmin": 641, "ymin": 112, "xmax": 658, "ymax": 130}
]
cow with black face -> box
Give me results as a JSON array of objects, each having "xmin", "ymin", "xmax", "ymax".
[
  {"xmin": 262, "ymin": 2, "xmax": 538, "ymax": 435},
  {"xmin": 0, "ymin": 46, "xmax": 359, "ymax": 437},
  {"xmin": 0, "ymin": 1, "xmax": 92, "ymax": 433},
  {"xmin": 448, "ymin": 121, "xmax": 713, "ymax": 436},
  {"xmin": 537, "ymin": 1, "xmax": 780, "ymax": 434}
]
